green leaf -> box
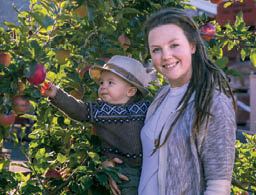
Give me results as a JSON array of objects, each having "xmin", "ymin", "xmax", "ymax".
[
  {"xmin": 24, "ymin": 63, "xmax": 37, "ymax": 78},
  {"xmin": 42, "ymin": 15, "xmax": 54, "ymax": 29},
  {"xmin": 81, "ymin": 176, "xmax": 93, "ymax": 191},
  {"xmin": 15, "ymin": 172, "xmax": 27, "ymax": 182},
  {"xmin": 3, "ymin": 22, "xmax": 17, "ymax": 29},
  {"xmin": 35, "ymin": 148, "xmax": 45, "ymax": 159},
  {"xmin": 29, "ymin": 11, "xmax": 45, "ymax": 27},
  {"xmin": 30, "ymin": 40, "xmax": 42, "ymax": 58},
  {"xmin": 224, "ymin": 2, "xmax": 232, "ymax": 8},
  {"xmin": 57, "ymin": 153, "xmax": 67, "ymax": 164},
  {"xmin": 88, "ymin": 152, "xmax": 99, "ymax": 161},
  {"xmin": 30, "ymin": 0, "xmax": 38, "ymax": 4},
  {"xmin": 95, "ymin": 172, "xmax": 108, "ymax": 185},
  {"xmin": 29, "ymin": 141, "xmax": 39, "ymax": 148},
  {"xmin": 240, "ymin": 48, "xmax": 247, "ymax": 61},
  {"xmin": 234, "ymin": 11, "xmax": 244, "ymax": 29},
  {"xmin": 88, "ymin": 6, "xmax": 94, "ymax": 22},
  {"xmin": 121, "ymin": 8, "xmax": 140, "ymax": 15},
  {"xmin": 251, "ymin": 151, "xmax": 256, "ymax": 157},
  {"xmin": 250, "ymin": 50, "xmax": 256, "ymax": 67},
  {"xmin": 215, "ymin": 56, "xmax": 229, "ymax": 69},
  {"xmin": 76, "ymin": 166, "xmax": 87, "ymax": 173},
  {"xmin": 227, "ymin": 41, "xmax": 235, "ymax": 51}
]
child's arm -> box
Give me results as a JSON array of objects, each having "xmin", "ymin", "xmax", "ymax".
[{"xmin": 42, "ymin": 83, "xmax": 90, "ymax": 123}]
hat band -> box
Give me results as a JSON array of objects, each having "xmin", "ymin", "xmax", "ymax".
[{"xmin": 104, "ymin": 64, "xmax": 144, "ymax": 87}]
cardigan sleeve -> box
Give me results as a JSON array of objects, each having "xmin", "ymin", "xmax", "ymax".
[
  {"xmin": 49, "ymin": 87, "xmax": 92, "ymax": 123},
  {"xmin": 204, "ymin": 180, "xmax": 231, "ymax": 195},
  {"xmin": 199, "ymin": 92, "xmax": 236, "ymax": 182}
]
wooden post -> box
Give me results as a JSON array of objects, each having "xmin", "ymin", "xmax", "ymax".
[{"xmin": 250, "ymin": 74, "xmax": 256, "ymax": 133}]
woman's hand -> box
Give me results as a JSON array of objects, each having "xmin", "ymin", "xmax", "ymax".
[{"xmin": 102, "ymin": 158, "xmax": 129, "ymax": 195}]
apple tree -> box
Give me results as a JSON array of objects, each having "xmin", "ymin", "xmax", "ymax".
[
  {"xmin": 0, "ymin": 0, "xmax": 255, "ymax": 194},
  {"xmin": 0, "ymin": 0, "xmax": 190, "ymax": 194}
]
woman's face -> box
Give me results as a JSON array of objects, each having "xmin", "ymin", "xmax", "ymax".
[{"xmin": 148, "ymin": 24, "xmax": 195, "ymax": 87}]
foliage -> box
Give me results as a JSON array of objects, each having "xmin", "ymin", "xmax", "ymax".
[
  {"xmin": 231, "ymin": 133, "xmax": 256, "ymax": 194},
  {"xmin": 0, "ymin": 0, "xmax": 255, "ymax": 194}
]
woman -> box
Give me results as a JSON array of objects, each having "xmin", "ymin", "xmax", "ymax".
[{"xmin": 109, "ymin": 8, "xmax": 236, "ymax": 195}]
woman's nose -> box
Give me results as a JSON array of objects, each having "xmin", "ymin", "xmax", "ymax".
[{"xmin": 162, "ymin": 48, "xmax": 172, "ymax": 60}]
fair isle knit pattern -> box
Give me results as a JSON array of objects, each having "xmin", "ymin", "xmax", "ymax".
[{"xmin": 85, "ymin": 101, "xmax": 149, "ymax": 123}]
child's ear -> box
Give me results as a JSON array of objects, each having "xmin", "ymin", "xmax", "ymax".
[{"xmin": 127, "ymin": 87, "xmax": 137, "ymax": 97}]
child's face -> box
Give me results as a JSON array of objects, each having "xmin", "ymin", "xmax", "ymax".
[{"xmin": 98, "ymin": 71, "xmax": 136, "ymax": 104}]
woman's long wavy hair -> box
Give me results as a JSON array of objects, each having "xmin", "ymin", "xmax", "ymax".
[{"xmin": 144, "ymin": 8, "xmax": 236, "ymax": 152}]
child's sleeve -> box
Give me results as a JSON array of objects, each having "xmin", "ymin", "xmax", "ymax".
[{"xmin": 49, "ymin": 87, "xmax": 92, "ymax": 123}]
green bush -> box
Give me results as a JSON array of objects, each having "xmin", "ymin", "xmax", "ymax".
[{"xmin": 231, "ymin": 133, "xmax": 256, "ymax": 194}]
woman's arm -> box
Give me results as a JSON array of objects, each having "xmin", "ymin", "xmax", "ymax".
[
  {"xmin": 204, "ymin": 180, "xmax": 231, "ymax": 195},
  {"xmin": 200, "ymin": 93, "xmax": 236, "ymax": 194}
]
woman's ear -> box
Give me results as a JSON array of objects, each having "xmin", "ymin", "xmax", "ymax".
[
  {"xmin": 127, "ymin": 87, "xmax": 137, "ymax": 97},
  {"xmin": 191, "ymin": 44, "xmax": 196, "ymax": 54}
]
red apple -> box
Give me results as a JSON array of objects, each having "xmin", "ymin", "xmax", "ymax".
[
  {"xmin": 118, "ymin": 33, "xmax": 131, "ymax": 46},
  {"xmin": 45, "ymin": 169, "xmax": 61, "ymax": 179},
  {"xmin": 12, "ymin": 96, "xmax": 30, "ymax": 114},
  {"xmin": 100, "ymin": 58, "xmax": 110, "ymax": 63},
  {"xmin": 78, "ymin": 66, "xmax": 90, "ymax": 79},
  {"xmin": 200, "ymin": 23, "xmax": 216, "ymax": 42},
  {"xmin": 0, "ymin": 111, "xmax": 15, "ymax": 127},
  {"xmin": 210, "ymin": 0, "xmax": 222, "ymax": 4},
  {"xmin": 0, "ymin": 53, "xmax": 11, "ymax": 67},
  {"xmin": 97, "ymin": 58, "xmax": 110, "ymax": 65},
  {"xmin": 26, "ymin": 64, "xmax": 46, "ymax": 85}
]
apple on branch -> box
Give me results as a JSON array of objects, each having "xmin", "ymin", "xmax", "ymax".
[
  {"xmin": 78, "ymin": 66, "xmax": 90, "ymax": 80},
  {"xmin": 0, "ymin": 111, "xmax": 15, "ymax": 127},
  {"xmin": 45, "ymin": 169, "xmax": 61, "ymax": 179},
  {"xmin": 210, "ymin": 0, "xmax": 222, "ymax": 4},
  {"xmin": 118, "ymin": 33, "xmax": 131, "ymax": 47},
  {"xmin": 0, "ymin": 53, "xmax": 11, "ymax": 67},
  {"xmin": 200, "ymin": 23, "xmax": 216, "ymax": 42},
  {"xmin": 26, "ymin": 64, "xmax": 46, "ymax": 85},
  {"xmin": 100, "ymin": 58, "xmax": 110, "ymax": 63},
  {"xmin": 96, "ymin": 58, "xmax": 110, "ymax": 66}
]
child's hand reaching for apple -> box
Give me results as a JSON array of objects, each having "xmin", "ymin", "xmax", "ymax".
[{"xmin": 40, "ymin": 82, "xmax": 57, "ymax": 98}]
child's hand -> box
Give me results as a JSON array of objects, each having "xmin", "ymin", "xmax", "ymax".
[
  {"xmin": 40, "ymin": 82, "xmax": 57, "ymax": 98},
  {"xmin": 102, "ymin": 158, "xmax": 129, "ymax": 195}
]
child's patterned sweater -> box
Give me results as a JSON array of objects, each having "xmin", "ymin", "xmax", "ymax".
[{"xmin": 50, "ymin": 88, "xmax": 150, "ymax": 167}]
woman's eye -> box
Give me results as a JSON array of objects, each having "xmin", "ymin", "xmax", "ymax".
[
  {"xmin": 170, "ymin": 43, "xmax": 179, "ymax": 48},
  {"xmin": 152, "ymin": 48, "xmax": 160, "ymax": 53},
  {"xmin": 99, "ymin": 81, "xmax": 104, "ymax": 85},
  {"xmin": 108, "ymin": 81, "xmax": 113, "ymax": 85}
]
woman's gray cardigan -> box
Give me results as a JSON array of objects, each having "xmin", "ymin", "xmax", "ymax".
[{"xmin": 139, "ymin": 86, "xmax": 236, "ymax": 195}]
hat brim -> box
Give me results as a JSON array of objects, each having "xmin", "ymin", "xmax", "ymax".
[{"xmin": 89, "ymin": 65, "xmax": 149, "ymax": 96}]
